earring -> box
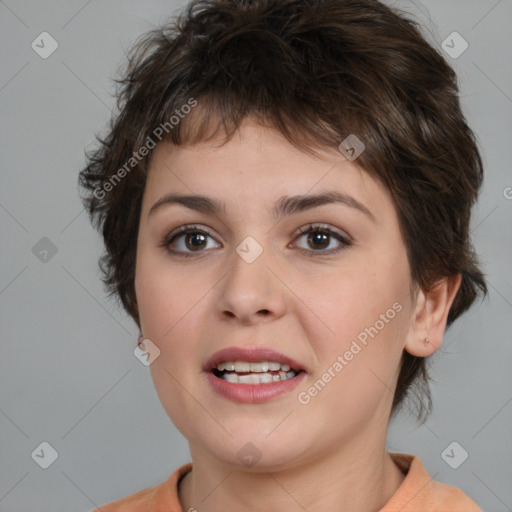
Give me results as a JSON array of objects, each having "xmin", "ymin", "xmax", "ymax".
[{"xmin": 424, "ymin": 337, "xmax": 430, "ymax": 344}]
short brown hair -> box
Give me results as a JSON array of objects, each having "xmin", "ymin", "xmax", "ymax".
[{"xmin": 79, "ymin": 0, "xmax": 487, "ymax": 421}]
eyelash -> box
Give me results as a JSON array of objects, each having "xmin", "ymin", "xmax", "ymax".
[{"xmin": 160, "ymin": 223, "xmax": 352, "ymax": 258}]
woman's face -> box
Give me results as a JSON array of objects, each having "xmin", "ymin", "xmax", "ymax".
[{"xmin": 135, "ymin": 119, "xmax": 417, "ymax": 470}]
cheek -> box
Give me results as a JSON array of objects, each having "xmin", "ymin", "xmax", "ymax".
[
  {"xmin": 298, "ymin": 308, "xmax": 407, "ymax": 433},
  {"xmin": 135, "ymin": 250, "xmax": 218, "ymax": 374},
  {"xmin": 136, "ymin": 258, "xmax": 205, "ymax": 436},
  {"xmin": 306, "ymin": 257, "xmax": 409, "ymax": 341},
  {"xmin": 299, "ymin": 253, "xmax": 410, "ymax": 404},
  {"xmin": 135, "ymin": 250, "xmax": 204, "ymax": 335}
]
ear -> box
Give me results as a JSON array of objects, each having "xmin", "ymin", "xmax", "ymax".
[{"xmin": 404, "ymin": 274, "xmax": 462, "ymax": 357}]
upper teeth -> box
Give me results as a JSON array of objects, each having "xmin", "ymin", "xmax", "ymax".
[{"xmin": 216, "ymin": 361, "xmax": 292, "ymax": 372}]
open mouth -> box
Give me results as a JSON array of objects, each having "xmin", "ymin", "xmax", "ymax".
[{"xmin": 212, "ymin": 361, "xmax": 304, "ymax": 384}]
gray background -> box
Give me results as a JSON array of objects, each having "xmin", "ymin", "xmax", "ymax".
[{"xmin": 0, "ymin": 0, "xmax": 511, "ymax": 511}]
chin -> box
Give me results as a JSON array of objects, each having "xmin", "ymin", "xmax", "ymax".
[{"xmin": 202, "ymin": 433, "xmax": 309, "ymax": 473}]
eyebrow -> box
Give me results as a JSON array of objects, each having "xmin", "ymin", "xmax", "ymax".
[{"xmin": 148, "ymin": 190, "xmax": 375, "ymax": 222}]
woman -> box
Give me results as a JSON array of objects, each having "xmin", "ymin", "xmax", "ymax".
[{"xmin": 80, "ymin": 0, "xmax": 487, "ymax": 510}]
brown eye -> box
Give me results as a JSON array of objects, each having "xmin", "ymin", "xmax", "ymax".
[
  {"xmin": 293, "ymin": 224, "xmax": 351, "ymax": 256},
  {"xmin": 183, "ymin": 232, "xmax": 208, "ymax": 251},
  {"xmin": 163, "ymin": 225, "xmax": 220, "ymax": 257},
  {"xmin": 307, "ymin": 230, "xmax": 330, "ymax": 250}
]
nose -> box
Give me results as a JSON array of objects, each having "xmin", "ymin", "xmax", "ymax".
[{"xmin": 216, "ymin": 243, "xmax": 287, "ymax": 325}]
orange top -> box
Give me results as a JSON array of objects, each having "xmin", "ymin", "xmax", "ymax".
[{"xmin": 93, "ymin": 453, "xmax": 482, "ymax": 511}]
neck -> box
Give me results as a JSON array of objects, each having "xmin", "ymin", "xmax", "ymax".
[{"xmin": 178, "ymin": 430, "xmax": 405, "ymax": 512}]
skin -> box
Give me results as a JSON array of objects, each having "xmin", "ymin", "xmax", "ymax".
[{"xmin": 134, "ymin": 118, "xmax": 461, "ymax": 512}]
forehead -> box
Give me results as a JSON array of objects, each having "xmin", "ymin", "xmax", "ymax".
[{"xmin": 141, "ymin": 121, "xmax": 394, "ymax": 222}]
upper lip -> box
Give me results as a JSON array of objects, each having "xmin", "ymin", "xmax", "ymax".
[{"xmin": 204, "ymin": 346, "xmax": 306, "ymax": 372}]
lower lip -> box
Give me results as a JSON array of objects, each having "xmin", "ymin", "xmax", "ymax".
[{"xmin": 206, "ymin": 371, "xmax": 307, "ymax": 404}]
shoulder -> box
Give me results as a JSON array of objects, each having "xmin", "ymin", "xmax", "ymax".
[
  {"xmin": 428, "ymin": 482, "xmax": 483, "ymax": 512},
  {"xmin": 424, "ymin": 480, "xmax": 483, "ymax": 511},
  {"xmin": 382, "ymin": 453, "xmax": 482, "ymax": 512},
  {"xmin": 91, "ymin": 485, "xmax": 156, "ymax": 512},
  {"xmin": 91, "ymin": 462, "xmax": 193, "ymax": 512}
]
